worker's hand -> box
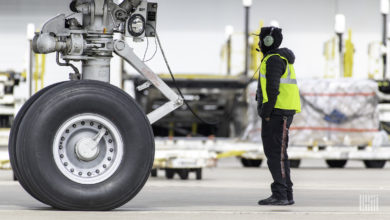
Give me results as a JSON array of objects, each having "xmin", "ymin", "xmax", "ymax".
[{"xmin": 264, "ymin": 117, "xmax": 271, "ymax": 122}]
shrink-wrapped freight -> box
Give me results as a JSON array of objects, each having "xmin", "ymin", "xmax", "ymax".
[{"xmin": 244, "ymin": 79, "xmax": 380, "ymax": 146}]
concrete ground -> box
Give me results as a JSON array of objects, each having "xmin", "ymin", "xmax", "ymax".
[{"xmin": 0, "ymin": 158, "xmax": 389, "ymax": 220}]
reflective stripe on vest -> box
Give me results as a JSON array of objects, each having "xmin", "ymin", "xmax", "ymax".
[
  {"xmin": 259, "ymin": 66, "xmax": 297, "ymax": 84},
  {"xmin": 259, "ymin": 53, "xmax": 301, "ymax": 113}
]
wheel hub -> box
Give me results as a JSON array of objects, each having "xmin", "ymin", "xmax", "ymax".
[{"xmin": 53, "ymin": 113, "xmax": 123, "ymax": 184}]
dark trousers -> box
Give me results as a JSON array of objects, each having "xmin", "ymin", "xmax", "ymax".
[{"xmin": 261, "ymin": 114, "xmax": 294, "ymax": 200}]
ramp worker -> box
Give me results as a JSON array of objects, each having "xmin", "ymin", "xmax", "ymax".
[{"xmin": 255, "ymin": 26, "xmax": 301, "ymax": 206}]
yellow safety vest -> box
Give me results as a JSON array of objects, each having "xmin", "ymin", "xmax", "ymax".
[{"xmin": 260, "ymin": 54, "xmax": 301, "ymax": 113}]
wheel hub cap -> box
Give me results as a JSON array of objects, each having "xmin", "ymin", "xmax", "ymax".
[{"xmin": 75, "ymin": 138, "xmax": 100, "ymax": 161}]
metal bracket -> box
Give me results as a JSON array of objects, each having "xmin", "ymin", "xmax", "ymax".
[
  {"xmin": 113, "ymin": 39, "xmax": 183, "ymax": 124},
  {"xmin": 136, "ymin": 81, "xmax": 152, "ymax": 91}
]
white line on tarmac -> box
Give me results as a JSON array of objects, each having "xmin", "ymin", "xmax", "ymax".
[{"xmin": 0, "ymin": 181, "xmax": 18, "ymax": 186}]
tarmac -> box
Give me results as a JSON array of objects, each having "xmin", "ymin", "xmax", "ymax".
[{"xmin": 0, "ymin": 157, "xmax": 389, "ymax": 220}]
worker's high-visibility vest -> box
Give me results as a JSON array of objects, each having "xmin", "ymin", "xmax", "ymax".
[{"xmin": 260, "ymin": 53, "xmax": 301, "ymax": 113}]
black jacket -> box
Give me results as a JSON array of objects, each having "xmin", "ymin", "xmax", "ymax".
[{"xmin": 257, "ymin": 48, "xmax": 296, "ymax": 118}]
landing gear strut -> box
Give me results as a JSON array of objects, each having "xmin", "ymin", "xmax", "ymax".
[{"xmin": 9, "ymin": 0, "xmax": 183, "ymax": 210}]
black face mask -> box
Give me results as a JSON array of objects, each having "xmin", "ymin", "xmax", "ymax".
[{"xmin": 258, "ymin": 39, "xmax": 262, "ymax": 51}]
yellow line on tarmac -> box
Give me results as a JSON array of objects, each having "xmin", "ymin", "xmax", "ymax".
[
  {"xmin": 0, "ymin": 160, "xmax": 10, "ymax": 170},
  {"xmin": 216, "ymin": 150, "xmax": 246, "ymax": 159}
]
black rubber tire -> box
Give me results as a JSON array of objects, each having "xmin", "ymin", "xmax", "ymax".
[
  {"xmin": 9, "ymin": 82, "xmax": 64, "ymax": 204},
  {"xmin": 151, "ymin": 169, "xmax": 158, "ymax": 177},
  {"xmin": 240, "ymin": 158, "xmax": 250, "ymax": 167},
  {"xmin": 178, "ymin": 169, "xmax": 189, "ymax": 180},
  {"xmin": 289, "ymin": 160, "xmax": 301, "ymax": 168},
  {"xmin": 15, "ymin": 80, "xmax": 155, "ymax": 211},
  {"xmin": 326, "ymin": 160, "xmax": 347, "ymax": 168},
  {"xmin": 195, "ymin": 168, "xmax": 202, "ymax": 180},
  {"xmin": 363, "ymin": 160, "xmax": 386, "ymax": 169},
  {"xmin": 165, "ymin": 169, "xmax": 175, "ymax": 179},
  {"xmin": 9, "ymin": 82, "xmax": 64, "ymax": 178},
  {"xmin": 240, "ymin": 158, "xmax": 262, "ymax": 167}
]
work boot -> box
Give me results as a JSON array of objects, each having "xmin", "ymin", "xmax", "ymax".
[
  {"xmin": 287, "ymin": 193, "xmax": 294, "ymax": 205},
  {"xmin": 258, "ymin": 195, "xmax": 289, "ymax": 206}
]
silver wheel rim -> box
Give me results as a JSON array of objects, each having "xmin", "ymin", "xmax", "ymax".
[{"xmin": 53, "ymin": 113, "xmax": 123, "ymax": 184}]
